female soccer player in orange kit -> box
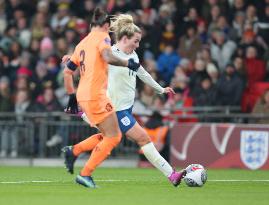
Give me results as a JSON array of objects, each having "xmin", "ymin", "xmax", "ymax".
[{"xmin": 62, "ymin": 8, "xmax": 140, "ymax": 188}]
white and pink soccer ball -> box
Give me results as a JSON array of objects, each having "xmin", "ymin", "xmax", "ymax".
[{"xmin": 184, "ymin": 164, "xmax": 207, "ymax": 187}]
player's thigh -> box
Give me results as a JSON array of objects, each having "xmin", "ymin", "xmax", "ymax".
[
  {"xmin": 126, "ymin": 122, "xmax": 151, "ymax": 146},
  {"xmin": 97, "ymin": 112, "xmax": 121, "ymax": 137}
]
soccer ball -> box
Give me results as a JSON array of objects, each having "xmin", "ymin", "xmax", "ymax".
[{"xmin": 184, "ymin": 164, "xmax": 207, "ymax": 187}]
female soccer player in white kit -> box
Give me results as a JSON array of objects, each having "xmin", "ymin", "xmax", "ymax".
[{"xmin": 62, "ymin": 14, "xmax": 186, "ymax": 187}]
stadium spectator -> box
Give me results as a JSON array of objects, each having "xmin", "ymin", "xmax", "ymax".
[
  {"xmin": 206, "ymin": 63, "xmax": 219, "ymax": 85},
  {"xmin": 207, "ymin": 5, "xmax": 221, "ymax": 34},
  {"xmin": 50, "ymin": 2, "xmax": 70, "ymax": 36},
  {"xmin": 189, "ymin": 59, "xmax": 208, "ymax": 95},
  {"xmin": 171, "ymin": 65, "xmax": 190, "ymax": 96},
  {"xmin": 159, "ymin": 20, "xmax": 176, "ymax": 52},
  {"xmin": 197, "ymin": 20, "xmax": 209, "ymax": 44},
  {"xmin": 0, "ymin": 0, "xmax": 7, "ymax": 34},
  {"xmin": 257, "ymin": 4, "xmax": 269, "ymax": 46},
  {"xmin": 164, "ymin": 87, "xmax": 195, "ymax": 122},
  {"xmin": 0, "ymin": 76, "xmax": 12, "ymax": 113},
  {"xmin": 137, "ymin": 0, "xmax": 158, "ymax": 26},
  {"xmin": 244, "ymin": 46, "xmax": 266, "ymax": 89},
  {"xmin": 215, "ymin": 15, "xmax": 237, "ymax": 40},
  {"xmin": 17, "ymin": 16, "xmax": 31, "ymax": 49},
  {"xmin": 39, "ymin": 37, "xmax": 54, "ymax": 60},
  {"xmin": 239, "ymin": 29, "xmax": 266, "ymax": 58},
  {"xmin": 198, "ymin": 47, "xmax": 217, "ymax": 68},
  {"xmin": 0, "ymin": 75, "xmax": 14, "ymax": 158},
  {"xmin": 36, "ymin": 86, "xmax": 65, "ymax": 149},
  {"xmin": 157, "ymin": 4, "xmax": 173, "ymax": 28},
  {"xmin": 215, "ymin": 64, "xmax": 245, "ymax": 106},
  {"xmin": 245, "ymin": 5, "xmax": 259, "ymax": 31},
  {"xmin": 232, "ymin": 11, "xmax": 245, "ymax": 41},
  {"xmin": 252, "ymin": 89, "xmax": 269, "ymax": 123},
  {"xmin": 233, "ymin": 56, "xmax": 247, "ymax": 87},
  {"xmin": 192, "ymin": 76, "xmax": 217, "ymax": 107},
  {"xmin": 229, "ymin": 0, "xmax": 246, "ymax": 22},
  {"xmin": 203, "ymin": 0, "xmax": 229, "ymax": 20},
  {"xmin": 72, "ymin": 0, "xmax": 95, "ymax": 22},
  {"xmin": 178, "ymin": 23, "xmax": 202, "ymax": 62},
  {"xmin": 156, "ymin": 44, "xmax": 180, "ymax": 85},
  {"xmin": 210, "ymin": 30, "xmax": 237, "ymax": 71},
  {"xmin": 13, "ymin": 88, "xmax": 44, "ymax": 157},
  {"xmin": 140, "ymin": 84, "xmax": 157, "ymax": 107},
  {"xmin": 31, "ymin": 12, "xmax": 47, "ymax": 40}
]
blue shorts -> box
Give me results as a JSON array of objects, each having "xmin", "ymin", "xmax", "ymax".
[{"xmin": 116, "ymin": 106, "xmax": 136, "ymax": 134}]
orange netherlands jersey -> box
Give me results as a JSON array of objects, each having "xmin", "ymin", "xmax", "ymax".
[{"xmin": 70, "ymin": 31, "xmax": 111, "ymax": 101}]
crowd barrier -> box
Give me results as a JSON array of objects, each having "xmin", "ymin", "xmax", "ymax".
[{"xmin": 0, "ymin": 109, "xmax": 268, "ymax": 170}]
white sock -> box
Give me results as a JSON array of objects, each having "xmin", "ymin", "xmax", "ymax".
[{"xmin": 141, "ymin": 142, "xmax": 173, "ymax": 177}]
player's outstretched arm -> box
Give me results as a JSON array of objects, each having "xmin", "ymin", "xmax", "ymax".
[
  {"xmin": 101, "ymin": 48, "xmax": 140, "ymax": 71},
  {"xmin": 137, "ymin": 66, "xmax": 175, "ymax": 95}
]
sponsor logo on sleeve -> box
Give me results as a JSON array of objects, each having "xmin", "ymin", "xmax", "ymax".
[
  {"xmin": 121, "ymin": 116, "xmax": 131, "ymax": 126},
  {"xmin": 104, "ymin": 37, "xmax": 111, "ymax": 45}
]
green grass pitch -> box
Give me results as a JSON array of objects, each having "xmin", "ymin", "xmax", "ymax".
[{"xmin": 0, "ymin": 166, "xmax": 269, "ymax": 205}]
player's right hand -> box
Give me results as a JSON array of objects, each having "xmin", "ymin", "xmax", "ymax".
[
  {"xmin": 65, "ymin": 93, "xmax": 78, "ymax": 114},
  {"xmin": 163, "ymin": 87, "xmax": 176, "ymax": 95},
  {"xmin": 127, "ymin": 58, "xmax": 140, "ymax": 72}
]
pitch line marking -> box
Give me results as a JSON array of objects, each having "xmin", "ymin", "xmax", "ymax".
[
  {"xmin": 210, "ymin": 179, "xmax": 269, "ymax": 182},
  {"xmin": 0, "ymin": 179, "xmax": 130, "ymax": 184},
  {"xmin": 1, "ymin": 179, "xmax": 269, "ymax": 184}
]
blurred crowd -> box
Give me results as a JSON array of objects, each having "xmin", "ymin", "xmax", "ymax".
[{"xmin": 0, "ymin": 0, "xmax": 269, "ymax": 118}]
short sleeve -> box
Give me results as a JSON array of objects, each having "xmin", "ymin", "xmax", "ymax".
[{"xmin": 97, "ymin": 34, "xmax": 111, "ymax": 53}]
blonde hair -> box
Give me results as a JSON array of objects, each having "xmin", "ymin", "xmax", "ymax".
[{"xmin": 110, "ymin": 14, "xmax": 141, "ymax": 41}]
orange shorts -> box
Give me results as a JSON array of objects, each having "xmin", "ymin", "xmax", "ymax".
[{"xmin": 78, "ymin": 98, "xmax": 115, "ymax": 126}]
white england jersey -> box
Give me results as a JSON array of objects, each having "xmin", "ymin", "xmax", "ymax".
[{"xmin": 107, "ymin": 45, "xmax": 164, "ymax": 111}]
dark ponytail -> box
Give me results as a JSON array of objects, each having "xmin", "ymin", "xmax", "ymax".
[{"xmin": 91, "ymin": 7, "xmax": 111, "ymax": 27}]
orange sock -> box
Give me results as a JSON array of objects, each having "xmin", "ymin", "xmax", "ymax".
[
  {"xmin": 80, "ymin": 133, "xmax": 122, "ymax": 176},
  {"xmin": 73, "ymin": 133, "xmax": 103, "ymax": 156}
]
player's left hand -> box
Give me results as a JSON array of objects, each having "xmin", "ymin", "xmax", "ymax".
[
  {"xmin": 62, "ymin": 55, "xmax": 71, "ymax": 64},
  {"xmin": 163, "ymin": 87, "xmax": 175, "ymax": 95},
  {"xmin": 64, "ymin": 93, "xmax": 79, "ymax": 114}
]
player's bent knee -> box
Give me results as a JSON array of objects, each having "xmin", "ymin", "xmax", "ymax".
[
  {"xmin": 140, "ymin": 138, "xmax": 151, "ymax": 147},
  {"xmin": 136, "ymin": 133, "xmax": 151, "ymax": 147}
]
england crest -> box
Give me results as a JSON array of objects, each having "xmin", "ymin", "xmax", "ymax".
[{"xmin": 240, "ymin": 131, "xmax": 269, "ymax": 170}]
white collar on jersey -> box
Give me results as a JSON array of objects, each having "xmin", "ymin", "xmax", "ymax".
[{"xmin": 113, "ymin": 45, "xmax": 134, "ymax": 56}]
